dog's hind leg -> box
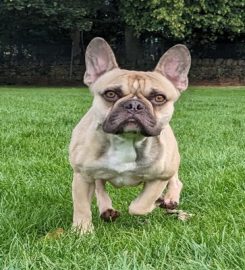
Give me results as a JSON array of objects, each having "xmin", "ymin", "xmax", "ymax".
[
  {"xmin": 95, "ymin": 180, "xmax": 120, "ymax": 222},
  {"xmin": 157, "ymin": 173, "xmax": 183, "ymax": 210},
  {"xmin": 129, "ymin": 180, "xmax": 168, "ymax": 215}
]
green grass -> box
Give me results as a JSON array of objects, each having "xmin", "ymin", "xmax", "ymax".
[{"xmin": 0, "ymin": 86, "xmax": 244, "ymax": 270}]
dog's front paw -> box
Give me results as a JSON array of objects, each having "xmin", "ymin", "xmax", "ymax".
[
  {"xmin": 100, "ymin": 209, "xmax": 120, "ymax": 222},
  {"xmin": 72, "ymin": 222, "xmax": 94, "ymax": 235},
  {"xmin": 156, "ymin": 198, "xmax": 178, "ymax": 210}
]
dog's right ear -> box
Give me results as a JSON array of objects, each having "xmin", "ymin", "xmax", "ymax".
[{"xmin": 84, "ymin": 37, "xmax": 118, "ymax": 86}]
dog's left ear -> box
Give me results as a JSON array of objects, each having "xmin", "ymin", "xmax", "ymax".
[
  {"xmin": 84, "ymin": 37, "xmax": 118, "ymax": 86},
  {"xmin": 154, "ymin": 45, "xmax": 191, "ymax": 92}
]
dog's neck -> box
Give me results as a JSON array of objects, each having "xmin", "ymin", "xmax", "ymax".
[
  {"xmin": 110, "ymin": 132, "xmax": 146, "ymax": 143},
  {"xmin": 95, "ymin": 123, "xmax": 162, "ymax": 164}
]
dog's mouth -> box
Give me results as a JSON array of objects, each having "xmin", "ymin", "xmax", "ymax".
[
  {"xmin": 121, "ymin": 118, "xmax": 141, "ymax": 133},
  {"xmin": 102, "ymin": 114, "xmax": 161, "ymax": 137}
]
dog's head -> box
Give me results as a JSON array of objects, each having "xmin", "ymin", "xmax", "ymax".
[{"xmin": 84, "ymin": 37, "xmax": 191, "ymax": 137}]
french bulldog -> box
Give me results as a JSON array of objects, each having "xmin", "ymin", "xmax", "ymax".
[{"xmin": 69, "ymin": 37, "xmax": 191, "ymax": 234}]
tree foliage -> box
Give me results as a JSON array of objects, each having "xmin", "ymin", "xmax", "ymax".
[
  {"xmin": 0, "ymin": 0, "xmax": 102, "ymax": 44},
  {"xmin": 0, "ymin": 0, "xmax": 244, "ymax": 64},
  {"xmin": 120, "ymin": 0, "xmax": 245, "ymax": 43}
]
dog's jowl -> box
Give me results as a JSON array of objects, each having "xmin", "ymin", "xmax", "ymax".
[{"xmin": 69, "ymin": 37, "xmax": 191, "ymax": 234}]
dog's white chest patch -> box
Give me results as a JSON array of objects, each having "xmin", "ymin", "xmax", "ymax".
[
  {"xmin": 89, "ymin": 135, "xmax": 147, "ymax": 186},
  {"xmin": 105, "ymin": 137, "xmax": 137, "ymax": 173}
]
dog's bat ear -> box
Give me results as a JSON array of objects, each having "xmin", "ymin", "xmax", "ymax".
[
  {"xmin": 84, "ymin": 37, "xmax": 118, "ymax": 86},
  {"xmin": 154, "ymin": 45, "xmax": 191, "ymax": 92}
]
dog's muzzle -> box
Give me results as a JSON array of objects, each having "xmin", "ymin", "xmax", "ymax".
[{"xmin": 102, "ymin": 99, "xmax": 161, "ymax": 137}]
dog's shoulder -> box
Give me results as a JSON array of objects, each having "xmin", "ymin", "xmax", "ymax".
[
  {"xmin": 69, "ymin": 109, "xmax": 105, "ymax": 169},
  {"xmin": 70, "ymin": 109, "xmax": 94, "ymax": 147},
  {"xmin": 160, "ymin": 125, "xmax": 180, "ymax": 175}
]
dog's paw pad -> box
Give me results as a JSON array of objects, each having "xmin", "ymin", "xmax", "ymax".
[
  {"xmin": 100, "ymin": 209, "xmax": 120, "ymax": 222},
  {"xmin": 156, "ymin": 198, "xmax": 178, "ymax": 210}
]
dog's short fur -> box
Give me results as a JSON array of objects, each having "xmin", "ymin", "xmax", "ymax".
[{"xmin": 69, "ymin": 37, "xmax": 191, "ymax": 234}]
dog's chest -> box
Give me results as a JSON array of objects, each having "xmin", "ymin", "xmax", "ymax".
[
  {"xmin": 105, "ymin": 139, "xmax": 137, "ymax": 172},
  {"xmin": 83, "ymin": 135, "xmax": 165, "ymax": 187},
  {"xmin": 91, "ymin": 136, "xmax": 144, "ymax": 187}
]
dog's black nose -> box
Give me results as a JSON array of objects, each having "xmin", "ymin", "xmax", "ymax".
[{"xmin": 123, "ymin": 100, "xmax": 145, "ymax": 113}]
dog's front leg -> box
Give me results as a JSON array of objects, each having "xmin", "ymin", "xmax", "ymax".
[
  {"xmin": 72, "ymin": 172, "xmax": 95, "ymax": 234},
  {"xmin": 95, "ymin": 180, "xmax": 120, "ymax": 222},
  {"xmin": 129, "ymin": 180, "xmax": 168, "ymax": 215},
  {"xmin": 156, "ymin": 173, "xmax": 183, "ymax": 210}
]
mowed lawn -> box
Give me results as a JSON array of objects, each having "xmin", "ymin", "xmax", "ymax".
[{"xmin": 0, "ymin": 86, "xmax": 244, "ymax": 270}]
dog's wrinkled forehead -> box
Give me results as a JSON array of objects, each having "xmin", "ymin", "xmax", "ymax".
[{"xmin": 91, "ymin": 69, "xmax": 180, "ymax": 101}]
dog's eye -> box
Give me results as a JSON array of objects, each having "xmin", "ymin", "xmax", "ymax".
[
  {"xmin": 154, "ymin": 94, "xmax": 166, "ymax": 104},
  {"xmin": 103, "ymin": 91, "xmax": 118, "ymax": 101}
]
